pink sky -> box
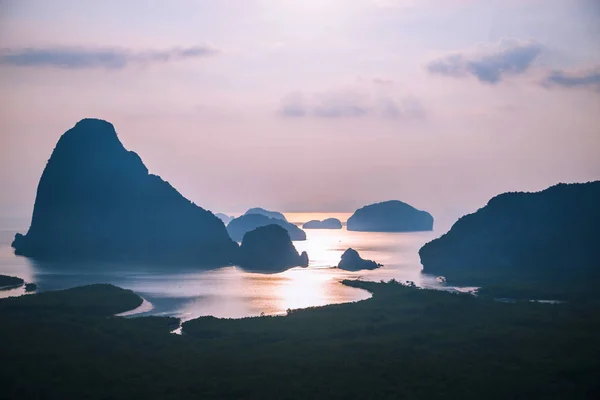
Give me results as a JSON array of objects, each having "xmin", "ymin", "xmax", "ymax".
[{"xmin": 1, "ymin": 0, "xmax": 599, "ymax": 228}]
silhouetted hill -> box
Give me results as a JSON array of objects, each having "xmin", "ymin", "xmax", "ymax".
[
  {"xmin": 227, "ymin": 214, "xmax": 306, "ymax": 242},
  {"xmin": 337, "ymin": 248, "xmax": 381, "ymax": 271},
  {"xmin": 303, "ymin": 218, "xmax": 342, "ymax": 229},
  {"xmin": 347, "ymin": 200, "xmax": 433, "ymax": 232},
  {"xmin": 215, "ymin": 213, "xmax": 234, "ymax": 225},
  {"xmin": 238, "ymin": 225, "xmax": 308, "ymax": 272},
  {"xmin": 419, "ymin": 182, "xmax": 600, "ymax": 299},
  {"xmin": 11, "ymin": 118, "xmax": 238, "ymax": 265},
  {"xmin": 0, "ymin": 275, "xmax": 24, "ymax": 289},
  {"xmin": 244, "ymin": 207, "xmax": 287, "ymax": 221}
]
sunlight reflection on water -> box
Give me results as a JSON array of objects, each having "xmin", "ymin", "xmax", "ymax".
[{"xmin": 0, "ymin": 213, "xmax": 447, "ymax": 320}]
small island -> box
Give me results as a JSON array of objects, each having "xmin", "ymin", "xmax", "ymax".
[
  {"xmin": 302, "ymin": 218, "xmax": 342, "ymax": 229},
  {"xmin": 238, "ymin": 225, "xmax": 309, "ymax": 272},
  {"xmin": 337, "ymin": 248, "xmax": 381, "ymax": 271},
  {"xmin": 215, "ymin": 213, "xmax": 234, "ymax": 225},
  {"xmin": 25, "ymin": 283, "xmax": 37, "ymax": 292},
  {"xmin": 227, "ymin": 214, "xmax": 306, "ymax": 242},
  {"xmin": 347, "ymin": 200, "xmax": 433, "ymax": 232},
  {"xmin": 0, "ymin": 274, "xmax": 24, "ymax": 289},
  {"xmin": 243, "ymin": 207, "xmax": 287, "ymax": 221}
]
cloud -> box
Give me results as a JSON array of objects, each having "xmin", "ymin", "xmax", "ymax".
[
  {"xmin": 279, "ymin": 90, "xmax": 425, "ymax": 120},
  {"xmin": 377, "ymin": 96, "xmax": 425, "ymax": 119},
  {"xmin": 312, "ymin": 91, "xmax": 370, "ymax": 118},
  {"xmin": 0, "ymin": 45, "xmax": 218, "ymax": 69},
  {"xmin": 373, "ymin": 0, "xmax": 542, "ymax": 9},
  {"xmin": 279, "ymin": 92, "xmax": 307, "ymax": 117},
  {"xmin": 542, "ymin": 68, "xmax": 600, "ymax": 90},
  {"xmin": 373, "ymin": 0, "xmax": 471, "ymax": 8},
  {"xmin": 426, "ymin": 39, "xmax": 544, "ymax": 84},
  {"xmin": 356, "ymin": 76, "xmax": 395, "ymax": 86},
  {"xmin": 371, "ymin": 77, "xmax": 395, "ymax": 86}
]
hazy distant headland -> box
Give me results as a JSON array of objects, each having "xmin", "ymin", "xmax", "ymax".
[
  {"xmin": 243, "ymin": 207, "xmax": 287, "ymax": 222},
  {"xmin": 347, "ymin": 200, "xmax": 434, "ymax": 232},
  {"xmin": 227, "ymin": 213, "xmax": 306, "ymax": 242},
  {"xmin": 302, "ymin": 218, "xmax": 343, "ymax": 229},
  {"xmin": 11, "ymin": 118, "xmax": 239, "ymax": 265},
  {"xmin": 419, "ymin": 181, "xmax": 600, "ymax": 300},
  {"xmin": 215, "ymin": 213, "xmax": 234, "ymax": 225}
]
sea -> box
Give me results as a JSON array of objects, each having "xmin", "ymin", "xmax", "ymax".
[{"xmin": 0, "ymin": 212, "xmax": 468, "ymax": 321}]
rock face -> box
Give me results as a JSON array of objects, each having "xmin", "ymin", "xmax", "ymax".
[
  {"xmin": 238, "ymin": 225, "xmax": 309, "ymax": 271},
  {"xmin": 419, "ymin": 182, "xmax": 600, "ymax": 286},
  {"xmin": 244, "ymin": 207, "xmax": 287, "ymax": 222},
  {"xmin": 302, "ymin": 218, "xmax": 342, "ymax": 229},
  {"xmin": 11, "ymin": 118, "xmax": 238, "ymax": 265},
  {"xmin": 227, "ymin": 214, "xmax": 306, "ymax": 242},
  {"xmin": 215, "ymin": 213, "xmax": 234, "ymax": 225},
  {"xmin": 337, "ymin": 248, "xmax": 381, "ymax": 271},
  {"xmin": 347, "ymin": 200, "xmax": 433, "ymax": 232}
]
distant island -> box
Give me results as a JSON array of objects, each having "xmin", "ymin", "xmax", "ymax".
[
  {"xmin": 337, "ymin": 248, "xmax": 381, "ymax": 271},
  {"xmin": 302, "ymin": 218, "xmax": 342, "ymax": 229},
  {"xmin": 347, "ymin": 200, "xmax": 433, "ymax": 232},
  {"xmin": 11, "ymin": 118, "xmax": 239, "ymax": 265},
  {"xmin": 238, "ymin": 225, "xmax": 308, "ymax": 272},
  {"xmin": 227, "ymin": 214, "xmax": 306, "ymax": 242},
  {"xmin": 243, "ymin": 207, "xmax": 287, "ymax": 221},
  {"xmin": 215, "ymin": 213, "xmax": 234, "ymax": 225},
  {"xmin": 419, "ymin": 181, "xmax": 600, "ymax": 300}
]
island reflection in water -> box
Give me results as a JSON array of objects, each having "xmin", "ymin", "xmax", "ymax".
[{"xmin": 0, "ymin": 212, "xmax": 447, "ymax": 321}]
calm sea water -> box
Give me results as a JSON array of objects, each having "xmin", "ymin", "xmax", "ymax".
[{"xmin": 0, "ymin": 212, "xmax": 457, "ymax": 321}]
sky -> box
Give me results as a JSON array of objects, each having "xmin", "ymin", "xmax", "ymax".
[{"xmin": 0, "ymin": 0, "xmax": 599, "ymax": 227}]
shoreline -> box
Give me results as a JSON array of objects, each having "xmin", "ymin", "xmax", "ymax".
[{"xmin": 115, "ymin": 297, "xmax": 154, "ymax": 317}]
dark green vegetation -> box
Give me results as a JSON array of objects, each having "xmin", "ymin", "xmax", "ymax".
[
  {"xmin": 347, "ymin": 200, "xmax": 433, "ymax": 232},
  {"xmin": 337, "ymin": 248, "xmax": 381, "ymax": 271},
  {"xmin": 0, "ymin": 284, "xmax": 142, "ymax": 316},
  {"xmin": 12, "ymin": 118, "xmax": 238, "ymax": 264},
  {"xmin": 24, "ymin": 282, "xmax": 37, "ymax": 292},
  {"xmin": 239, "ymin": 224, "xmax": 308, "ymax": 271},
  {"xmin": 0, "ymin": 274, "xmax": 24, "ymax": 288},
  {"xmin": 2, "ymin": 282, "xmax": 599, "ymax": 399},
  {"xmin": 420, "ymin": 181, "xmax": 600, "ymax": 300},
  {"xmin": 227, "ymin": 213, "xmax": 306, "ymax": 241}
]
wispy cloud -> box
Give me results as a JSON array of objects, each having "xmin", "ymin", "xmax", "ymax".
[
  {"xmin": 0, "ymin": 45, "xmax": 219, "ymax": 69},
  {"xmin": 542, "ymin": 67, "xmax": 600, "ymax": 90},
  {"xmin": 373, "ymin": 0, "xmax": 472, "ymax": 8},
  {"xmin": 280, "ymin": 92, "xmax": 308, "ymax": 117},
  {"xmin": 373, "ymin": 0, "xmax": 543, "ymax": 9},
  {"xmin": 426, "ymin": 39, "xmax": 544, "ymax": 84},
  {"xmin": 279, "ymin": 90, "xmax": 425, "ymax": 120},
  {"xmin": 371, "ymin": 77, "xmax": 394, "ymax": 86},
  {"xmin": 356, "ymin": 76, "xmax": 395, "ymax": 86},
  {"xmin": 312, "ymin": 91, "xmax": 370, "ymax": 118}
]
